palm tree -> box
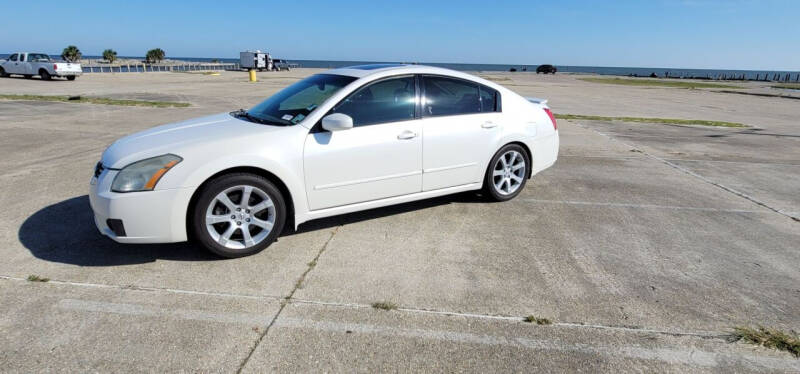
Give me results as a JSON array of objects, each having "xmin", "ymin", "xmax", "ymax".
[
  {"xmin": 145, "ymin": 48, "xmax": 165, "ymax": 64},
  {"xmin": 102, "ymin": 49, "xmax": 117, "ymax": 64},
  {"xmin": 61, "ymin": 45, "xmax": 82, "ymax": 62}
]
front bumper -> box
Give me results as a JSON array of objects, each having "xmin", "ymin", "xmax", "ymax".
[{"xmin": 89, "ymin": 169, "xmax": 194, "ymax": 244}]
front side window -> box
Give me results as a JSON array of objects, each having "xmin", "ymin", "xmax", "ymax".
[
  {"xmin": 246, "ymin": 74, "xmax": 357, "ymax": 126},
  {"xmin": 423, "ymin": 76, "xmax": 481, "ymax": 117},
  {"xmin": 330, "ymin": 75, "xmax": 416, "ymax": 127},
  {"xmin": 9, "ymin": 54, "xmax": 18, "ymax": 62}
]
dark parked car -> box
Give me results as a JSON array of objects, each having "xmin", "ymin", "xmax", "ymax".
[
  {"xmin": 536, "ymin": 64, "xmax": 557, "ymax": 74},
  {"xmin": 272, "ymin": 59, "xmax": 292, "ymax": 71}
]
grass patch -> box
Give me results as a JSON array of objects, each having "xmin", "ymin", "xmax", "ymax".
[
  {"xmin": 371, "ymin": 301, "xmax": 398, "ymax": 311},
  {"xmin": 523, "ymin": 315, "xmax": 553, "ymax": 325},
  {"xmin": 26, "ymin": 275, "xmax": 50, "ymax": 282},
  {"xmin": 555, "ymin": 113, "xmax": 747, "ymax": 128},
  {"xmin": 732, "ymin": 326, "xmax": 800, "ymax": 357},
  {"xmin": 0, "ymin": 94, "xmax": 190, "ymax": 108},
  {"xmin": 578, "ymin": 77, "xmax": 743, "ymax": 89},
  {"xmin": 771, "ymin": 83, "xmax": 800, "ymax": 90}
]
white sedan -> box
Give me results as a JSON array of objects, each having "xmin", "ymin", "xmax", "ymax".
[{"xmin": 90, "ymin": 64, "xmax": 559, "ymax": 257}]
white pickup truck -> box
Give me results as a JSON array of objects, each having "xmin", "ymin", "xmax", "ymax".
[{"xmin": 0, "ymin": 52, "xmax": 82, "ymax": 81}]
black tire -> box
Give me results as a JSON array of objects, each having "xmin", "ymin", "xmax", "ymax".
[
  {"xmin": 0, "ymin": 67, "xmax": 7, "ymax": 77},
  {"xmin": 482, "ymin": 144, "xmax": 531, "ymax": 202},
  {"xmin": 40, "ymin": 70, "xmax": 51, "ymax": 80},
  {"xmin": 67, "ymin": 76, "xmax": 76, "ymax": 81},
  {"xmin": 191, "ymin": 173, "xmax": 286, "ymax": 258},
  {"xmin": 24, "ymin": 75, "xmax": 32, "ymax": 79}
]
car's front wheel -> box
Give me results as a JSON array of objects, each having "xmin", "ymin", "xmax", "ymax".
[
  {"xmin": 192, "ymin": 173, "xmax": 286, "ymax": 258},
  {"xmin": 482, "ymin": 144, "xmax": 530, "ymax": 201}
]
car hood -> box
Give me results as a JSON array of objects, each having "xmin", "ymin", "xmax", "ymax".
[{"xmin": 101, "ymin": 112, "xmax": 284, "ymax": 168}]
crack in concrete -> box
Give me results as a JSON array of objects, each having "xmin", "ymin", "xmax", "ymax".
[{"xmin": 234, "ymin": 225, "xmax": 341, "ymax": 374}]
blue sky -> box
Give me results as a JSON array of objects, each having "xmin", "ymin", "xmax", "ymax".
[{"xmin": 2, "ymin": 0, "xmax": 798, "ymax": 70}]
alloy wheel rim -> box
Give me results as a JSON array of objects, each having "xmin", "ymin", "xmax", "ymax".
[
  {"xmin": 492, "ymin": 150, "xmax": 526, "ymax": 196},
  {"xmin": 205, "ymin": 185, "xmax": 276, "ymax": 250}
]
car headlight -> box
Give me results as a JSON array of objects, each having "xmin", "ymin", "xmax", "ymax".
[{"xmin": 111, "ymin": 154, "xmax": 182, "ymax": 192}]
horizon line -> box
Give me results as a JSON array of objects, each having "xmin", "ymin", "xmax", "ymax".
[{"xmin": 1, "ymin": 52, "xmax": 796, "ymax": 72}]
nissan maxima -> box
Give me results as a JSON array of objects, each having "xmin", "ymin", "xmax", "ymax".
[{"xmin": 90, "ymin": 64, "xmax": 559, "ymax": 258}]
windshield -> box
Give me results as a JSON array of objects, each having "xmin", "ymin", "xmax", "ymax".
[{"xmin": 243, "ymin": 74, "xmax": 357, "ymax": 126}]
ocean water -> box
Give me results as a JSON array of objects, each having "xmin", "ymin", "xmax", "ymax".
[
  {"xmin": 1, "ymin": 54, "xmax": 797, "ymax": 81},
  {"xmin": 293, "ymin": 60, "xmax": 799, "ymax": 81}
]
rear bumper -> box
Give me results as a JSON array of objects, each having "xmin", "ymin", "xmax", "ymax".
[
  {"xmin": 89, "ymin": 170, "xmax": 193, "ymax": 244},
  {"xmin": 56, "ymin": 71, "xmax": 82, "ymax": 76},
  {"xmin": 529, "ymin": 130, "xmax": 559, "ymax": 175}
]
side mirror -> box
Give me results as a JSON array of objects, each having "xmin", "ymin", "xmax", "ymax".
[{"xmin": 322, "ymin": 113, "xmax": 354, "ymax": 132}]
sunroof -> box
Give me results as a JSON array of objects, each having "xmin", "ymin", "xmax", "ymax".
[{"xmin": 347, "ymin": 64, "xmax": 407, "ymax": 70}]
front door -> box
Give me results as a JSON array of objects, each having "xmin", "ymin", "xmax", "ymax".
[
  {"xmin": 5, "ymin": 54, "xmax": 21, "ymax": 74},
  {"xmin": 304, "ymin": 75, "xmax": 422, "ymax": 210}
]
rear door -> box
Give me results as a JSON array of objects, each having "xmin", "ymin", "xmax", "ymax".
[
  {"xmin": 419, "ymin": 75, "xmax": 502, "ymax": 191},
  {"xmin": 303, "ymin": 75, "xmax": 422, "ymax": 210},
  {"xmin": 20, "ymin": 54, "xmax": 33, "ymax": 75}
]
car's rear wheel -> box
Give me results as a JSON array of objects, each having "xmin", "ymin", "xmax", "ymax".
[
  {"xmin": 67, "ymin": 76, "xmax": 76, "ymax": 81},
  {"xmin": 482, "ymin": 144, "xmax": 530, "ymax": 201},
  {"xmin": 40, "ymin": 70, "xmax": 51, "ymax": 80},
  {"xmin": 192, "ymin": 173, "xmax": 286, "ymax": 258}
]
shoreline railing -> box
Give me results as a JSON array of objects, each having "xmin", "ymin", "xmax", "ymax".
[{"xmin": 81, "ymin": 63, "xmax": 240, "ymax": 73}]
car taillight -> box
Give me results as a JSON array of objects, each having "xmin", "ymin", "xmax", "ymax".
[
  {"xmin": 53, "ymin": 64, "xmax": 58, "ymax": 70},
  {"xmin": 543, "ymin": 108, "xmax": 557, "ymax": 130}
]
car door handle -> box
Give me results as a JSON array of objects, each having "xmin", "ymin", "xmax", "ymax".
[
  {"xmin": 481, "ymin": 121, "xmax": 498, "ymax": 129},
  {"xmin": 397, "ymin": 130, "xmax": 418, "ymax": 140}
]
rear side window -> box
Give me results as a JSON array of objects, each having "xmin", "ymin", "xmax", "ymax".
[
  {"xmin": 331, "ymin": 75, "xmax": 416, "ymax": 127},
  {"xmin": 479, "ymin": 85, "xmax": 500, "ymax": 112},
  {"xmin": 422, "ymin": 76, "xmax": 480, "ymax": 117},
  {"xmin": 28, "ymin": 53, "xmax": 48, "ymax": 62}
]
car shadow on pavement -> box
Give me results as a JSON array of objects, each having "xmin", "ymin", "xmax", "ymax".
[
  {"xmin": 18, "ymin": 195, "xmax": 219, "ymax": 266},
  {"xmin": 20, "ymin": 192, "xmax": 485, "ymax": 266},
  {"xmin": 289, "ymin": 191, "xmax": 484, "ymax": 235}
]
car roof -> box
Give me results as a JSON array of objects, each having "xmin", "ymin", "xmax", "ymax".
[{"xmin": 326, "ymin": 64, "xmax": 474, "ymax": 79}]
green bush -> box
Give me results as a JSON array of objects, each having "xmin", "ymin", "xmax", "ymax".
[
  {"xmin": 61, "ymin": 45, "xmax": 82, "ymax": 62},
  {"xmin": 145, "ymin": 48, "xmax": 165, "ymax": 64},
  {"xmin": 102, "ymin": 49, "xmax": 117, "ymax": 63}
]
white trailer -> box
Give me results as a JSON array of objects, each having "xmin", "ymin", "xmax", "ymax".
[{"xmin": 239, "ymin": 50, "xmax": 272, "ymax": 71}]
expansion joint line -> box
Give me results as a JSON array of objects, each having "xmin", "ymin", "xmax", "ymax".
[{"xmin": 235, "ymin": 226, "xmax": 341, "ymax": 373}]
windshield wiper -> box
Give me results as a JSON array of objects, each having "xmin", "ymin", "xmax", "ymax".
[{"xmin": 231, "ymin": 109, "xmax": 282, "ymax": 126}]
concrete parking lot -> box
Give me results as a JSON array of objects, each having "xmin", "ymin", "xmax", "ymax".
[{"xmin": 1, "ymin": 70, "xmax": 798, "ymax": 372}]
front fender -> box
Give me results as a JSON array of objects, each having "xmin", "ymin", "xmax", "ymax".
[{"xmin": 163, "ymin": 153, "xmax": 308, "ymax": 224}]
